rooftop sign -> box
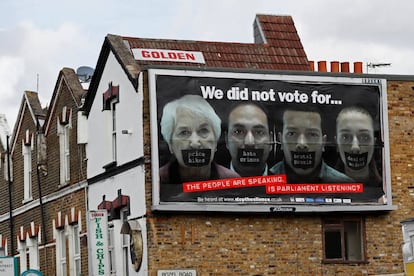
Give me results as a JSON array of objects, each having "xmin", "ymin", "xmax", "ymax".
[{"xmin": 132, "ymin": 48, "xmax": 205, "ymax": 64}]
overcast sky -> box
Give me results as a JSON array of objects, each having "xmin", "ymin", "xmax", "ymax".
[{"xmin": 0, "ymin": 0, "xmax": 413, "ymax": 128}]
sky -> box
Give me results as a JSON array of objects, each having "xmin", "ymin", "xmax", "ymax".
[{"xmin": 0, "ymin": 0, "xmax": 413, "ymax": 129}]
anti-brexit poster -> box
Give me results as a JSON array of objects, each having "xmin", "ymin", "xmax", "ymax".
[{"xmin": 148, "ymin": 69, "xmax": 392, "ymax": 212}]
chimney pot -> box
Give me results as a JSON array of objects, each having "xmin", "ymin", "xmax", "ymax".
[
  {"xmin": 317, "ymin": 61, "xmax": 327, "ymax": 72},
  {"xmin": 354, "ymin": 61, "xmax": 363, "ymax": 73},
  {"xmin": 341, "ymin": 62, "xmax": 350, "ymax": 73},
  {"xmin": 309, "ymin": 61, "xmax": 315, "ymax": 71},
  {"xmin": 330, "ymin": 61, "xmax": 340, "ymax": 73}
]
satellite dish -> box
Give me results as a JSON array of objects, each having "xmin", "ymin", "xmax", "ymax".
[{"xmin": 76, "ymin": 66, "xmax": 94, "ymax": 82}]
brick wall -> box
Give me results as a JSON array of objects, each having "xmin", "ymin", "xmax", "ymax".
[
  {"xmin": 143, "ymin": 76, "xmax": 414, "ymax": 275},
  {"xmin": 0, "ymin": 74, "xmax": 89, "ymax": 276}
]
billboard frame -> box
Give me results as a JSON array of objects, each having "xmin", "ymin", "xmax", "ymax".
[{"xmin": 148, "ymin": 68, "xmax": 396, "ymax": 213}]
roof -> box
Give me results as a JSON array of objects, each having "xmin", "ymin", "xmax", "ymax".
[
  {"xmin": 0, "ymin": 114, "xmax": 10, "ymax": 151},
  {"xmin": 44, "ymin": 67, "xmax": 86, "ymax": 135},
  {"xmin": 255, "ymin": 14, "xmax": 304, "ymax": 46},
  {"xmin": 84, "ymin": 14, "xmax": 310, "ymax": 115},
  {"xmin": 25, "ymin": 91, "xmax": 45, "ymax": 118},
  {"xmin": 10, "ymin": 91, "xmax": 46, "ymax": 154}
]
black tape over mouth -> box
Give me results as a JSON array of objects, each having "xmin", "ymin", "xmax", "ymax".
[
  {"xmin": 291, "ymin": 151, "xmax": 315, "ymax": 169},
  {"xmin": 344, "ymin": 152, "xmax": 368, "ymax": 170},
  {"xmin": 181, "ymin": 149, "xmax": 211, "ymax": 167},
  {"xmin": 236, "ymin": 148, "xmax": 264, "ymax": 166}
]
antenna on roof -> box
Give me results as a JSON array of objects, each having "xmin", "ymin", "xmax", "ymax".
[
  {"xmin": 37, "ymin": 73, "xmax": 39, "ymax": 93},
  {"xmin": 366, "ymin": 62, "xmax": 391, "ymax": 73},
  {"xmin": 76, "ymin": 66, "xmax": 94, "ymax": 83}
]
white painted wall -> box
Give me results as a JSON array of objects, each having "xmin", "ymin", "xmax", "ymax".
[
  {"xmin": 88, "ymin": 168, "xmax": 146, "ymax": 217},
  {"xmin": 88, "ymin": 167, "xmax": 147, "ymax": 275},
  {"xmin": 86, "ymin": 49, "xmax": 147, "ymax": 275},
  {"xmin": 86, "ymin": 51, "xmax": 144, "ymax": 177}
]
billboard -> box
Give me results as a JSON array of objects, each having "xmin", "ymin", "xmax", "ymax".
[{"xmin": 149, "ymin": 69, "xmax": 394, "ymax": 212}]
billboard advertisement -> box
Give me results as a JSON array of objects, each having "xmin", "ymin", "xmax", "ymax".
[{"xmin": 149, "ymin": 69, "xmax": 393, "ymax": 212}]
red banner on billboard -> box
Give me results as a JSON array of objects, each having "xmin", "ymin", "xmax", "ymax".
[
  {"xmin": 266, "ymin": 183, "xmax": 363, "ymax": 194},
  {"xmin": 183, "ymin": 175, "xmax": 286, "ymax": 192}
]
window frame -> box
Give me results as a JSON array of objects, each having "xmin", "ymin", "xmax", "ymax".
[
  {"xmin": 57, "ymin": 106, "xmax": 72, "ymax": 186},
  {"xmin": 27, "ymin": 236, "xmax": 40, "ymax": 270},
  {"xmin": 102, "ymin": 83, "xmax": 120, "ymax": 169},
  {"xmin": 111, "ymin": 100, "xmax": 117, "ymax": 163},
  {"xmin": 74, "ymin": 225, "xmax": 81, "ymax": 275},
  {"xmin": 55, "ymin": 228, "xmax": 67, "ymax": 276},
  {"xmin": 22, "ymin": 143, "xmax": 32, "ymax": 203},
  {"xmin": 108, "ymin": 222, "xmax": 116, "ymax": 275},
  {"xmin": 17, "ymin": 240, "xmax": 28, "ymax": 273},
  {"xmin": 322, "ymin": 216, "xmax": 367, "ymax": 264},
  {"xmin": 58, "ymin": 121, "xmax": 71, "ymax": 186},
  {"xmin": 121, "ymin": 209, "xmax": 130, "ymax": 276},
  {"xmin": 67, "ymin": 223, "xmax": 81, "ymax": 276}
]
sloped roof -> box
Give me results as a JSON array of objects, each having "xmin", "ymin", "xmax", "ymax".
[
  {"xmin": 10, "ymin": 91, "xmax": 46, "ymax": 154},
  {"xmin": 25, "ymin": 91, "xmax": 45, "ymax": 118},
  {"xmin": 121, "ymin": 14, "xmax": 308, "ymax": 71},
  {"xmin": 44, "ymin": 67, "xmax": 86, "ymax": 135},
  {"xmin": 255, "ymin": 14, "xmax": 304, "ymax": 46},
  {"xmin": 84, "ymin": 14, "xmax": 309, "ymax": 115},
  {"xmin": 0, "ymin": 114, "xmax": 10, "ymax": 151}
]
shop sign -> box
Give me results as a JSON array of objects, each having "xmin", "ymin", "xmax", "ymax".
[{"xmin": 88, "ymin": 210, "xmax": 110, "ymax": 275}]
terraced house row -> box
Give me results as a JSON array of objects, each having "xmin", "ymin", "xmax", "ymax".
[{"xmin": 0, "ymin": 14, "xmax": 414, "ymax": 275}]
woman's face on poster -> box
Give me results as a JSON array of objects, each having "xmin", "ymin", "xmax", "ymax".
[
  {"xmin": 169, "ymin": 107, "xmax": 217, "ymax": 168},
  {"xmin": 336, "ymin": 110, "xmax": 375, "ymax": 171}
]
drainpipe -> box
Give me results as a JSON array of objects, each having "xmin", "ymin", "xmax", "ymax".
[
  {"xmin": 6, "ymin": 135, "xmax": 14, "ymax": 255},
  {"xmin": 35, "ymin": 125, "xmax": 47, "ymax": 263}
]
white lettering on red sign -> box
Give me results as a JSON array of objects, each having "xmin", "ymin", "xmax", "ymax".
[{"xmin": 132, "ymin": 48, "xmax": 205, "ymax": 64}]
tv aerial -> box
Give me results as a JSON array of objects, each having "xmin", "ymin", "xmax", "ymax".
[{"xmin": 366, "ymin": 62, "xmax": 391, "ymax": 73}]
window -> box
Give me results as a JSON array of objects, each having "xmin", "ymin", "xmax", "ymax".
[
  {"xmin": 17, "ymin": 240, "xmax": 27, "ymax": 273},
  {"xmin": 111, "ymin": 101, "xmax": 117, "ymax": 162},
  {"xmin": 73, "ymin": 225, "xmax": 81, "ymax": 276},
  {"xmin": 68, "ymin": 224, "xmax": 81, "ymax": 276},
  {"xmin": 27, "ymin": 236, "xmax": 40, "ymax": 270},
  {"xmin": 322, "ymin": 217, "xmax": 366, "ymax": 263},
  {"xmin": 108, "ymin": 223, "xmax": 116, "ymax": 275},
  {"xmin": 58, "ymin": 106, "xmax": 72, "ymax": 185},
  {"xmin": 121, "ymin": 209, "xmax": 129, "ymax": 276},
  {"xmin": 55, "ymin": 228, "xmax": 67, "ymax": 276},
  {"xmin": 22, "ymin": 130, "xmax": 33, "ymax": 202},
  {"xmin": 102, "ymin": 82, "xmax": 119, "ymax": 167}
]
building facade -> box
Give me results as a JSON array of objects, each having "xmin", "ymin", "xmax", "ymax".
[
  {"xmin": 82, "ymin": 14, "xmax": 413, "ymax": 275},
  {"xmin": 0, "ymin": 68, "xmax": 89, "ymax": 275},
  {"xmin": 1, "ymin": 13, "xmax": 413, "ymax": 276}
]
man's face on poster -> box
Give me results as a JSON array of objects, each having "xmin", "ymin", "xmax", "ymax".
[
  {"xmin": 170, "ymin": 107, "xmax": 217, "ymax": 168},
  {"xmin": 226, "ymin": 104, "xmax": 271, "ymax": 176},
  {"xmin": 281, "ymin": 110, "xmax": 325, "ymax": 176},
  {"xmin": 336, "ymin": 110, "xmax": 374, "ymax": 172}
]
